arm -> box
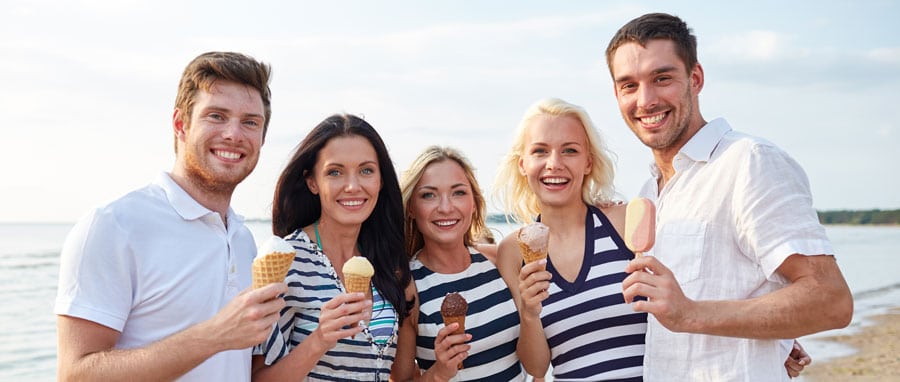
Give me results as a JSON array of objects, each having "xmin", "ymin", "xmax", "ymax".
[
  {"xmin": 622, "ymin": 254, "xmax": 852, "ymax": 338},
  {"xmin": 57, "ymin": 283, "xmax": 287, "ymax": 381},
  {"xmin": 391, "ymin": 283, "xmax": 422, "ymax": 382},
  {"xmin": 496, "ymin": 233, "xmax": 551, "ymax": 378},
  {"xmin": 252, "ymin": 292, "xmax": 371, "ymax": 381}
]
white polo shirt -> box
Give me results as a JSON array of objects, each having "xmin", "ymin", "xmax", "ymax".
[
  {"xmin": 638, "ymin": 118, "xmax": 833, "ymax": 381},
  {"xmin": 55, "ymin": 172, "xmax": 255, "ymax": 381}
]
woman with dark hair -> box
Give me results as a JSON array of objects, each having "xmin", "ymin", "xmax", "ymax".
[{"xmin": 252, "ymin": 114, "xmax": 415, "ymax": 381}]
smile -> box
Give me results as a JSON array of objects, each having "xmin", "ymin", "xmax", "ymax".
[
  {"xmin": 434, "ymin": 219, "xmax": 460, "ymax": 227},
  {"xmin": 214, "ymin": 150, "xmax": 241, "ymax": 160},
  {"xmin": 639, "ymin": 112, "xmax": 666, "ymax": 125}
]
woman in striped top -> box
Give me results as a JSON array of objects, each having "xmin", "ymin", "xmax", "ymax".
[
  {"xmin": 391, "ymin": 146, "xmax": 530, "ymax": 381},
  {"xmin": 494, "ymin": 98, "xmax": 648, "ymax": 381},
  {"xmin": 252, "ymin": 114, "xmax": 415, "ymax": 381}
]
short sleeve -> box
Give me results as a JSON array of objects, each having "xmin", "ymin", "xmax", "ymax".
[
  {"xmin": 54, "ymin": 208, "xmax": 136, "ymax": 331},
  {"xmin": 732, "ymin": 143, "xmax": 833, "ymax": 280}
]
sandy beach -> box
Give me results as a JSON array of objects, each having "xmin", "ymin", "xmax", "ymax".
[{"xmin": 803, "ymin": 307, "xmax": 900, "ymax": 381}]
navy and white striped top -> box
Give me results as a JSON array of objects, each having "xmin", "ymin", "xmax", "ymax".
[
  {"xmin": 411, "ymin": 251, "xmax": 526, "ymax": 381},
  {"xmin": 255, "ymin": 230, "xmax": 398, "ymax": 381},
  {"xmin": 540, "ymin": 205, "xmax": 647, "ymax": 381}
]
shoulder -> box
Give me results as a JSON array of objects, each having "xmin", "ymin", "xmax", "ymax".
[{"xmin": 596, "ymin": 202, "xmax": 626, "ymax": 238}]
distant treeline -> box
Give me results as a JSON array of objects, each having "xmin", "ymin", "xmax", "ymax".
[
  {"xmin": 816, "ymin": 209, "xmax": 900, "ymax": 225},
  {"xmin": 485, "ymin": 209, "xmax": 900, "ymax": 226}
]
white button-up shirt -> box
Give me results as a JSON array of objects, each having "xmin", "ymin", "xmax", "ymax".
[{"xmin": 638, "ymin": 118, "xmax": 833, "ymax": 381}]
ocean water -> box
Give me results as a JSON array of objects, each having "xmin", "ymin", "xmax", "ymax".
[{"xmin": 1, "ymin": 222, "xmax": 897, "ymax": 380}]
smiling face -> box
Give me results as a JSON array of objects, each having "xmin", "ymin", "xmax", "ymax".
[
  {"xmin": 610, "ymin": 39, "xmax": 704, "ymax": 155},
  {"xmin": 173, "ymin": 80, "xmax": 265, "ymax": 194},
  {"xmin": 409, "ymin": 160, "xmax": 475, "ymax": 248},
  {"xmin": 306, "ymin": 135, "xmax": 381, "ymax": 227},
  {"xmin": 518, "ymin": 114, "xmax": 592, "ymax": 208}
]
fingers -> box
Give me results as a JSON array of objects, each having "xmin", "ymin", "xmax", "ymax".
[{"xmin": 434, "ymin": 323, "xmax": 471, "ymax": 375}]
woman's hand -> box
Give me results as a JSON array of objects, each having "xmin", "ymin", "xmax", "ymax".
[
  {"xmin": 518, "ymin": 259, "xmax": 551, "ymax": 317},
  {"xmin": 428, "ymin": 322, "xmax": 472, "ymax": 381},
  {"xmin": 310, "ymin": 292, "xmax": 372, "ymax": 351}
]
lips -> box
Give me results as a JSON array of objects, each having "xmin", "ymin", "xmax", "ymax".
[{"xmin": 433, "ymin": 219, "xmax": 460, "ymax": 228}]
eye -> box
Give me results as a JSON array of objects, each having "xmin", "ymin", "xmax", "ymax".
[
  {"xmin": 530, "ymin": 147, "xmax": 547, "ymax": 155},
  {"xmin": 452, "ymin": 189, "xmax": 468, "ymax": 197},
  {"xmin": 208, "ymin": 112, "xmax": 225, "ymax": 121},
  {"xmin": 420, "ymin": 191, "xmax": 436, "ymax": 200},
  {"xmin": 361, "ymin": 167, "xmax": 376, "ymax": 176},
  {"xmin": 327, "ymin": 169, "xmax": 341, "ymax": 177},
  {"xmin": 654, "ymin": 76, "xmax": 672, "ymax": 84},
  {"xmin": 243, "ymin": 119, "xmax": 261, "ymax": 128},
  {"xmin": 563, "ymin": 147, "xmax": 578, "ymax": 154}
]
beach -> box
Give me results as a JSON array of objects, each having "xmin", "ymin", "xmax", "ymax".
[{"xmin": 802, "ymin": 307, "xmax": 900, "ymax": 381}]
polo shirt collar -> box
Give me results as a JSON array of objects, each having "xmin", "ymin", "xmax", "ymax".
[
  {"xmin": 154, "ymin": 172, "xmax": 243, "ymax": 225},
  {"xmin": 647, "ymin": 118, "xmax": 732, "ymax": 178}
]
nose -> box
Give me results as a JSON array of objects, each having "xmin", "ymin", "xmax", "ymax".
[
  {"xmin": 221, "ymin": 119, "xmax": 244, "ymax": 142},
  {"xmin": 344, "ymin": 173, "xmax": 360, "ymax": 192},
  {"xmin": 437, "ymin": 195, "xmax": 452, "ymax": 213},
  {"xmin": 636, "ymin": 85, "xmax": 658, "ymax": 111},
  {"xmin": 545, "ymin": 150, "xmax": 561, "ymax": 170}
]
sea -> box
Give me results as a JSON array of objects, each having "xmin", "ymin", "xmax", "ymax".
[{"xmin": 1, "ymin": 222, "xmax": 898, "ymax": 380}]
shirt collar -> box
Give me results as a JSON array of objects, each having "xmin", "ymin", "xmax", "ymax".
[
  {"xmin": 680, "ymin": 117, "xmax": 732, "ymax": 163},
  {"xmin": 154, "ymin": 172, "xmax": 244, "ymax": 226},
  {"xmin": 648, "ymin": 118, "xmax": 732, "ymax": 178}
]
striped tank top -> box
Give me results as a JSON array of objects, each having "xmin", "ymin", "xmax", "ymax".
[
  {"xmin": 411, "ymin": 251, "xmax": 526, "ymax": 381},
  {"xmin": 540, "ymin": 205, "xmax": 647, "ymax": 381},
  {"xmin": 255, "ymin": 230, "xmax": 398, "ymax": 381}
]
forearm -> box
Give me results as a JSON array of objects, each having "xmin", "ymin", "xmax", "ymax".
[
  {"xmin": 683, "ymin": 269, "xmax": 852, "ymax": 338},
  {"xmin": 515, "ymin": 314, "xmax": 551, "ymax": 377},
  {"xmin": 60, "ymin": 323, "xmax": 221, "ymax": 381},
  {"xmin": 251, "ymin": 333, "xmax": 329, "ymax": 381}
]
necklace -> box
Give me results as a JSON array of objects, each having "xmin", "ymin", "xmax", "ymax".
[{"xmin": 313, "ymin": 221, "xmax": 397, "ymax": 381}]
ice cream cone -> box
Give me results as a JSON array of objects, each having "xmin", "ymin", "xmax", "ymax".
[
  {"xmin": 252, "ymin": 252, "xmax": 294, "ymax": 289},
  {"xmin": 517, "ymin": 223, "xmax": 550, "ymax": 270},
  {"xmin": 342, "ymin": 256, "xmax": 375, "ymax": 328}
]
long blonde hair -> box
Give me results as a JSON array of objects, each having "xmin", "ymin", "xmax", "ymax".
[
  {"xmin": 493, "ymin": 98, "xmax": 617, "ymax": 224},
  {"xmin": 400, "ymin": 146, "xmax": 491, "ymax": 255}
]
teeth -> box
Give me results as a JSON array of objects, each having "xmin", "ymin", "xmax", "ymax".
[
  {"xmin": 435, "ymin": 220, "xmax": 458, "ymax": 227},
  {"xmin": 341, "ymin": 200, "xmax": 364, "ymax": 207},
  {"xmin": 543, "ymin": 177, "xmax": 568, "ymax": 184},
  {"xmin": 215, "ymin": 150, "xmax": 241, "ymax": 160},
  {"xmin": 640, "ymin": 114, "xmax": 665, "ymax": 124}
]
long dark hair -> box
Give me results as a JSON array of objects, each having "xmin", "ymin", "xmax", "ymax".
[{"xmin": 272, "ymin": 114, "xmax": 413, "ymax": 320}]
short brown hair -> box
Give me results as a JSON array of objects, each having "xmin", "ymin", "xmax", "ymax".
[
  {"xmin": 173, "ymin": 52, "xmax": 272, "ymax": 151},
  {"xmin": 605, "ymin": 13, "xmax": 698, "ymax": 77}
]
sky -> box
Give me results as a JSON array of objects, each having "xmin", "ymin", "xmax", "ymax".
[{"xmin": 2, "ymin": 0, "xmax": 898, "ymax": 223}]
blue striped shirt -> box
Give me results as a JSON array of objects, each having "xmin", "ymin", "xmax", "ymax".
[
  {"xmin": 411, "ymin": 251, "xmax": 526, "ymax": 381},
  {"xmin": 255, "ymin": 230, "xmax": 398, "ymax": 381},
  {"xmin": 540, "ymin": 205, "xmax": 647, "ymax": 381}
]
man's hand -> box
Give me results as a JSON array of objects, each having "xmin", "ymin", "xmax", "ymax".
[
  {"xmin": 622, "ymin": 255, "xmax": 696, "ymax": 333},
  {"xmin": 205, "ymin": 283, "xmax": 288, "ymax": 350}
]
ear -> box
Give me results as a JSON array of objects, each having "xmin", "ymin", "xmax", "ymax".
[
  {"xmin": 690, "ymin": 63, "xmax": 704, "ymax": 95},
  {"xmin": 585, "ymin": 155, "xmax": 593, "ymax": 175},
  {"xmin": 518, "ymin": 156, "xmax": 526, "ymax": 176},
  {"xmin": 305, "ymin": 172, "xmax": 319, "ymax": 195},
  {"xmin": 173, "ymin": 109, "xmax": 187, "ymax": 141}
]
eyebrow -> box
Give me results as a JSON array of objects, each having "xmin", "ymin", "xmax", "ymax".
[{"xmin": 614, "ymin": 65, "xmax": 679, "ymax": 84}]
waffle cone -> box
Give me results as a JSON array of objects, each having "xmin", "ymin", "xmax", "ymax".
[
  {"xmin": 518, "ymin": 241, "xmax": 548, "ymax": 270},
  {"xmin": 252, "ymin": 252, "xmax": 294, "ymax": 289},
  {"xmin": 441, "ymin": 314, "xmax": 466, "ymax": 369},
  {"xmin": 344, "ymin": 274, "xmax": 371, "ymax": 295}
]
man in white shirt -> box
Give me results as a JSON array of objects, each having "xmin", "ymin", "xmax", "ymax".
[
  {"xmin": 55, "ymin": 52, "xmax": 287, "ymax": 381},
  {"xmin": 607, "ymin": 13, "xmax": 853, "ymax": 381}
]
